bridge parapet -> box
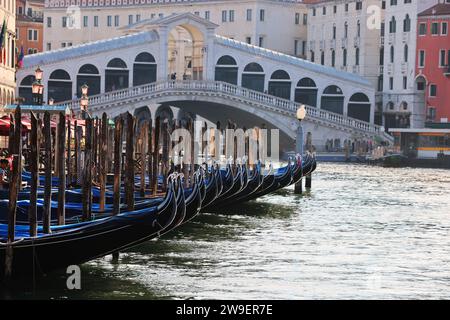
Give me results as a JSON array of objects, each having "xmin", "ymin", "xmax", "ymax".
[{"xmin": 59, "ymin": 80, "xmax": 391, "ymax": 141}]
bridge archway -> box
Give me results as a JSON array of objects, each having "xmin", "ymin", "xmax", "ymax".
[
  {"xmin": 168, "ymin": 23, "xmax": 205, "ymax": 81},
  {"xmin": 77, "ymin": 64, "xmax": 101, "ymax": 98},
  {"xmin": 105, "ymin": 58, "xmax": 129, "ymax": 92},
  {"xmin": 18, "ymin": 75, "xmax": 35, "ymax": 104},
  {"xmin": 295, "ymin": 77, "xmax": 318, "ymax": 107},
  {"xmin": 48, "ymin": 69, "xmax": 72, "ymax": 103},
  {"xmin": 134, "ymin": 53, "xmax": 157, "ymax": 86},
  {"xmin": 348, "ymin": 92, "xmax": 371, "ymax": 122},
  {"xmin": 134, "ymin": 106, "xmax": 152, "ymax": 130},
  {"xmin": 215, "ymin": 55, "xmax": 238, "ymax": 85},
  {"xmin": 321, "ymin": 85, "xmax": 344, "ymax": 115},
  {"xmin": 241, "ymin": 62, "xmax": 265, "ymax": 92},
  {"xmin": 268, "ymin": 70, "xmax": 291, "ymax": 100}
]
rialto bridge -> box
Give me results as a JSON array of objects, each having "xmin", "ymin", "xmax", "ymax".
[{"xmin": 16, "ymin": 12, "xmax": 392, "ymax": 153}]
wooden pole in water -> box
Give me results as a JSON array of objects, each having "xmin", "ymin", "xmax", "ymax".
[
  {"xmin": 113, "ymin": 117, "xmax": 123, "ymax": 215},
  {"xmin": 125, "ymin": 113, "xmax": 135, "ymax": 210},
  {"xmin": 147, "ymin": 120, "xmax": 153, "ymax": 191},
  {"xmin": 83, "ymin": 117, "xmax": 93, "ymax": 221},
  {"xmin": 28, "ymin": 112, "xmax": 38, "ymax": 237},
  {"xmin": 152, "ymin": 117, "xmax": 160, "ymax": 195},
  {"xmin": 57, "ymin": 112, "xmax": 66, "ymax": 225},
  {"xmin": 4, "ymin": 107, "xmax": 22, "ymax": 279},
  {"xmin": 93, "ymin": 117, "xmax": 99, "ymax": 181},
  {"xmin": 66, "ymin": 118, "xmax": 72, "ymax": 187},
  {"xmin": 76, "ymin": 126, "xmax": 82, "ymax": 186},
  {"xmin": 99, "ymin": 113, "xmax": 108, "ymax": 211},
  {"xmin": 43, "ymin": 112, "xmax": 52, "ymax": 234},
  {"xmin": 139, "ymin": 121, "xmax": 148, "ymax": 197}
]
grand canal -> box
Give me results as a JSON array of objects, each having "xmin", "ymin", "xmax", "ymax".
[{"xmin": 4, "ymin": 163, "xmax": 450, "ymax": 300}]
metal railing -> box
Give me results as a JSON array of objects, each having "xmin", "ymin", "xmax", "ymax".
[{"xmin": 59, "ymin": 80, "xmax": 386, "ymax": 137}]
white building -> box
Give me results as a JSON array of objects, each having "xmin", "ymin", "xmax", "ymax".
[
  {"xmin": 0, "ymin": 0, "xmax": 16, "ymax": 112},
  {"xmin": 43, "ymin": 0, "xmax": 308, "ymax": 57}
]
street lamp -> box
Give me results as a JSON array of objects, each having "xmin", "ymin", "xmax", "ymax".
[
  {"xmin": 32, "ymin": 66, "xmax": 44, "ymax": 105},
  {"xmin": 48, "ymin": 98, "xmax": 54, "ymax": 106},
  {"xmin": 296, "ymin": 105, "xmax": 306, "ymax": 156},
  {"xmin": 80, "ymin": 84, "xmax": 89, "ymax": 119},
  {"xmin": 34, "ymin": 66, "xmax": 43, "ymax": 81}
]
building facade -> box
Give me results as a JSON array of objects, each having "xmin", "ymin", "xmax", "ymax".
[
  {"xmin": 0, "ymin": 0, "xmax": 16, "ymax": 111},
  {"xmin": 16, "ymin": 0, "xmax": 44, "ymax": 55},
  {"xmin": 416, "ymin": 1, "xmax": 450, "ymax": 126},
  {"xmin": 42, "ymin": 0, "xmax": 308, "ymax": 56}
]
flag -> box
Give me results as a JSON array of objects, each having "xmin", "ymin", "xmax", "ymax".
[
  {"xmin": 16, "ymin": 46, "xmax": 24, "ymax": 69},
  {"xmin": 0, "ymin": 19, "xmax": 6, "ymax": 64}
]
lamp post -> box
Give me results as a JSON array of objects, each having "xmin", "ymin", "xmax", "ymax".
[
  {"xmin": 294, "ymin": 105, "xmax": 306, "ymax": 194},
  {"xmin": 32, "ymin": 66, "xmax": 44, "ymax": 105},
  {"xmin": 80, "ymin": 84, "xmax": 89, "ymax": 119}
]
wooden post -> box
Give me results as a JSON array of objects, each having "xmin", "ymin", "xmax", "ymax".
[
  {"xmin": 139, "ymin": 121, "xmax": 148, "ymax": 197},
  {"xmin": 125, "ymin": 113, "xmax": 135, "ymax": 210},
  {"xmin": 113, "ymin": 117, "xmax": 123, "ymax": 215},
  {"xmin": 28, "ymin": 112, "xmax": 38, "ymax": 237},
  {"xmin": 4, "ymin": 107, "xmax": 22, "ymax": 278},
  {"xmin": 99, "ymin": 113, "xmax": 108, "ymax": 211},
  {"xmin": 82, "ymin": 117, "xmax": 93, "ymax": 221},
  {"xmin": 161, "ymin": 121, "xmax": 169, "ymax": 191},
  {"xmin": 93, "ymin": 117, "xmax": 99, "ymax": 181},
  {"xmin": 152, "ymin": 117, "xmax": 160, "ymax": 195},
  {"xmin": 57, "ymin": 112, "xmax": 66, "ymax": 225},
  {"xmin": 66, "ymin": 118, "xmax": 72, "ymax": 187},
  {"xmin": 43, "ymin": 112, "xmax": 52, "ymax": 234},
  {"xmin": 147, "ymin": 120, "xmax": 153, "ymax": 191},
  {"xmin": 305, "ymin": 174, "xmax": 312, "ymax": 189},
  {"xmin": 76, "ymin": 126, "xmax": 82, "ymax": 186}
]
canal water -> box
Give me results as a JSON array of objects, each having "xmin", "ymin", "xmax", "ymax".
[{"xmin": 4, "ymin": 163, "xmax": 450, "ymax": 299}]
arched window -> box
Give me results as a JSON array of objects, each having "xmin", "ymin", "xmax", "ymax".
[
  {"xmin": 321, "ymin": 85, "xmax": 344, "ymax": 114},
  {"xmin": 18, "ymin": 75, "xmax": 35, "ymax": 104},
  {"xmin": 403, "ymin": 14, "xmax": 411, "ymax": 32},
  {"xmin": 215, "ymin": 55, "xmax": 238, "ymax": 85},
  {"xmin": 268, "ymin": 70, "xmax": 291, "ymax": 100},
  {"xmin": 344, "ymin": 21, "xmax": 348, "ymax": 38},
  {"xmin": 357, "ymin": 20, "xmax": 361, "ymax": 37},
  {"xmin": 348, "ymin": 92, "xmax": 371, "ymax": 122},
  {"xmin": 390, "ymin": 16, "xmax": 396, "ymax": 33},
  {"xmin": 77, "ymin": 64, "xmax": 101, "ymax": 97},
  {"xmin": 133, "ymin": 52, "xmax": 157, "ymax": 86},
  {"xmin": 105, "ymin": 58, "xmax": 129, "ymax": 92},
  {"xmin": 355, "ymin": 48, "xmax": 360, "ymax": 65},
  {"xmin": 48, "ymin": 69, "xmax": 72, "ymax": 102},
  {"xmin": 295, "ymin": 78, "xmax": 317, "ymax": 107},
  {"xmin": 241, "ymin": 62, "xmax": 265, "ymax": 92},
  {"xmin": 404, "ymin": 44, "xmax": 408, "ymax": 62}
]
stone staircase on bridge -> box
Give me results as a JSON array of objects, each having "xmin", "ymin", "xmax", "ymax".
[{"xmin": 59, "ymin": 80, "xmax": 393, "ymax": 143}]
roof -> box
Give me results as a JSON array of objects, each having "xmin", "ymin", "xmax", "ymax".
[
  {"xmin": 22, "ymin": 30, "xmax": 159, "ymax": 68},
  {"xmin": 215, "ymin": 35, "xmax": 372, "ymax": 87},
  {"xmin": 419, "ymin": 3, "xmax": 450, "ymax": 16},
  {"xmin": 389, "ymin": 128, "xmax": 450, "ymax": 134},
  {"xmin": 4, "ymin": 104, "xmax": 70, "ymax": 114}
]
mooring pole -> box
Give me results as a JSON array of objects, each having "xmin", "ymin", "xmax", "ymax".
[
  {"xmin": 82, "ymin": 117, "xmax": 93, "ymax": 221},
  {"xmin": 76, "ymin": 126, "xmax": 82, "ymax": 186},
  {"xmin": 66, "ymin": 118, "xmax": 72, "ymax": 187},
  {"xmin": 294, "ymin": 120, "xmax": 304, "ymax": 194},
  {"xmin": 147, "ymin": 120, "xmax": 153, "ymax": 192},
  {"xmin": 99, "ymin": 113, "xmax": 108, "ymax": 211},
  {"xmin": 113, "ymin": 117, "xmax": 123, "ymax": 215},
  {"xmin": 125, "ymin": 113, "xmax": 135, "ymax": 210},
  {"xmin": 152, "ymin": 117, "xmax": 160, "ymax": 195},
  {"xmin": 28, "ymin": 112, "xmax": 38, "ymax": 237},
  {"xmin": 139, "ymin": 121, "xmax": 148, "ymax": 197},
  {"xmin": 57, "ymin": 112, "xmax": 66, "ymax": 225},
  {"xmin": 43, "ymin": 112, "xmax": 52, "ymax": 234}
]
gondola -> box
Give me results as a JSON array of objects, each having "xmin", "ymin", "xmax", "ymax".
[{"xmin": 0, "ymin": 175, "xmax": 179, "ymax": 278}]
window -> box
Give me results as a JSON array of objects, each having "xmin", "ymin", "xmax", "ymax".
[
  {"xmin": 389, "ymin": 77, "xmax": 394, "ymax": 90},
  {"xmin": 357, "ymin": 20, "xmax": 361, "ymax": 37},
  {"xmin": 303, "ymin": 14, "xmax": 307, "ymax": 25},
  {"xmin": 107, "ymin": 15, "xmax": 112, "ymax": 27},
  {"xmin": 323, "ymin": 7, "xmax": 326, "ymax": 15},
  {"xmin": 390, "ymin": 16, "xmax": 396, "ymax": 33},
  {"xmin": 295, "ymin": 13, "xmax": 300, "ymax": 25},
  {"xmin": 62, "ymin": 16, "xmax": 67, "ymax": 28},
  {"xmin": 302, "ymin": 41, "xmax": 306, "ymax": 56},
  {"xmin": 136, "ymin": 14, "xmax": 141, "ymax": 22},
  {"xmin": 344, "ymin": 22, "xmax": 348, "ymax": 38},
  {"xmin": 260, "ymin": 9, "xmax": 265, "ymax": 21},
  {"xmin": 114, "ymin": 15, "xmax": 119, "ymax": 27},
  {"xmin": 47, "ymin": 17, "xmax": 52, "ymax": 28},
  {"xmin": 313, "ymin": 8, "xmax": 316, "ymax": 17},
  {"xmin": 403, "ymin": 14, "xmax": 410, "ymax": 32},
  {"xmin": 27, "ymin": 29, "xmax": 38, "ymax": 41},
  {"xmin": 83, "ymin": 16, "xmax": 88, "ymax": 27},
  {"xmin": 355, "ymin": 48, "xmax": 360, "ymax": 65},
  {"xmin": 356, "ymin": 1, "xmax": 362, "ymax": 10},
  {"xmin": 259, "ymin": 36, "xmax": 264, "ymax": 47},
  {"xmin": 94, "ymin": 16, "xmax": 98, "ymax": 27},
  {"xmin": 333, "ymin": 5, "xmax": 337, "ymax": 14},
  {"xmin": 246, "ymin": 37, "xmax": 251, "ymax": 44},
  {"xmin": 345, "ymin": 3, "xmax": 349, "ymax": 12},
  {"xmin": 404, "ymin": 45, "xmax": 408, "ymax": 62},
  {"xmin": 128, "ymin": 15, "xmax": 133, "ymax": 25},
  {"xmin": 294, "ymin": 39, "xmax": 298, "ymax": 55},
  {"xmin": 311, "ymin": 50, "xmax": 315, "ymax": 63},
  {"xmin": 222, "ymin": 10, "xmax": 227, "ymax": 22},
  {"xmin": 333, "ymin": 25, "xmax": 336, "ymax": 39},
  {"xmin": 321, "ymin": 51, "xmax": 325, "ymax": 65},
  {"xmin": 229, "ymin": 10, "xmax": 235, "ymax": 22},
  {"xmin": 194, "ymin": 11, "xmax": 199, "ymax": 16},
  {"xmin": 419, "ymin": 50, "xmax": 425, "ymax": 67},
  {"xmin": 61, "ymin": 42, "xmax": 66, "ymax": 48},
  {"xmin": 419, "ymin": 23, "xmax": 427, "ymax": 35},
  {"xmin": 343, "ymin": 49, "xmax": 347, "ymax": 66},
  {"xmin": 403, "ymin": 76, "xmax": 407, "ymax": 90},
  {"xmin": 442, "ymin": 22, "xmax": 448, "ymax": 35},
  {"xmin": 247, "ymin": 9, "xmax": 252, "ymax": 21},
  {"xmin": 390, "ymin": 46, "xmax": 394, "ymax": 63},
  {"xmin": 429, "ymin": 84, "xmax": 437, "ymax": 97},
  {"xmin": 205, "ymin": 11, "xmax": 210, "ymax": 20},
  {"xmin": 440, "ymin": 50, "xmax": 447, "ymax": 67},
  {"xmin": 331, "ymin": 50, "xmax": 336, "ymax": 67},
  {"xmin": 431, "ymin": 22, "xmax": 439, "ymax": 35},
  {"xmin": 46, "ymin": 43, "xmax": 51, "ymax": 51}
]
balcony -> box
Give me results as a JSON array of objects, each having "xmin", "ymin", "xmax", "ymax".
[
  {"xmin": 387, "ymin": 63, "xmax": 394, "ymax": 75},
  {"xmin": 402, "ymin": 32, "xmax": 410, "ymax": 43},
  {"xmin": 329, "ymin": 39, "xmax": 336, "ymax": 49},
  {"xmin": 401, "ymin": 62, "xmax": 408, "ymax": 74},
  {"xmin": 340, "ymin": 65, "xmax": 348, "ymax": 72},
  {"xmin": 352, "ymin": 65, "xmax": 360, "ymax": 74},
  {"xmin": 319, "ymin": 40, "xmax": 325, "ymax": 51},
  {"xmin": 388, "ymin": 33, "xmax": 396, "ymax": 45},
  {"xmin": 444, "ymin": 67, "xmax": 450, "ymax": 77},
  {"xmin": 341, "ymin": 37, "xmax": 348, "ymax": 48},
  {"xmin": 353, "ymin": 36, "xmax": 360, "ymax": 47}
]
